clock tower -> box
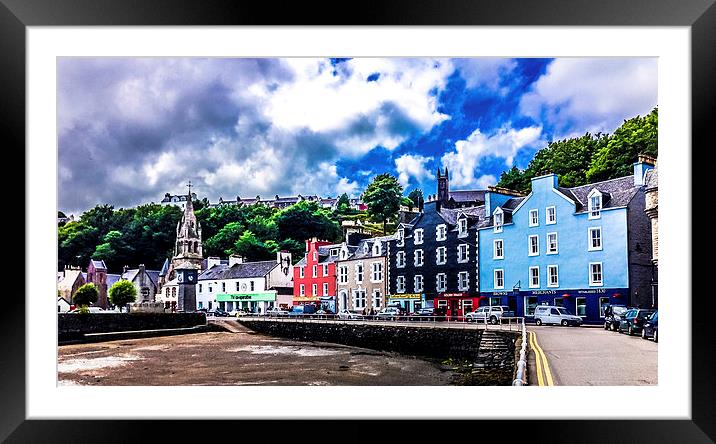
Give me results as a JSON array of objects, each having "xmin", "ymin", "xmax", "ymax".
[
  {"xmin": 171, "ymin": 181, "xmax": 204, "ymax": 277},
  {"xmin": 175, "ymin": 261, "xmax": 199, "ymax": 312},
  {"xmin": 437, "ymin": 167, "xmax": 450, "ymax": 203}
]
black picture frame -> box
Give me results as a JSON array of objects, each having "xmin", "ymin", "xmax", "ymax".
[{"xmin": 3, "ymin": 0, "xmax": 712, "ymax": 441}]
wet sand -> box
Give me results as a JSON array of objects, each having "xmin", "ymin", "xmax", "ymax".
[{"xmin": 58, "ymin": 327, "xmax": 457, "ymax": 386}]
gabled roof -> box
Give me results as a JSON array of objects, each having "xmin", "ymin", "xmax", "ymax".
[
  {"xmin": 198, "ymin": 261, "xmax": 277, "ymax": 281},
  {"xmin": 565, "ymin": 176, "xmax": 639, "ymax": 213},
  {"xmin": 90, "ymin": 259, "xmax": 107, "ymax": 270},
  {"xmin": 122, "ymin": 269, "xmax": 161, "ymax": 286},
  {"xmin": 348, "ymin": 235, "xmax": 395, "ymax": 259},
  {"xmin": 57, "ymin": 270, "xmax": 84, "ymax": 290},
  {"xmin": 159, "ymin": 258, "xmax": 170, "ymax": 277},
  {"xmin": 438, "ymin": 205, "xmax": 485, "ymax": 226},
  {"xmin": 318, "ymin": 244, "xmax": 354, "ymax": 264},
  {"xmin": 107, "ymin": 274, "xmax": 122, "ymax": 288}
]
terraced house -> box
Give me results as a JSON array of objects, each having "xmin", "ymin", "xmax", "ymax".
[
  {"xmin": 335, "ymin": 235, "xmax": 393, "ymax": 314},
  {"xmin": 477, "ymin": 158, "xmax": 655, "ymax": 324}
]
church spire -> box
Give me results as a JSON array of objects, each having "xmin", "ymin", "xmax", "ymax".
[{"xmin": 171, "ymin": 180, "xmax": 203, "ymax": 273}]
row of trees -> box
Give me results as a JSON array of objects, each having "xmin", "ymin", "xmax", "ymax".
[
  {"xmin": 70, "ymin": 281, "xmax": 137, "ymax": 312},
  {"xmin": 497, "ymin": 107, "xmax": 658, "ymax": 193},
  {"xmin": 59, "ymin": 176, "xmax": 422, "ymax": 272}
]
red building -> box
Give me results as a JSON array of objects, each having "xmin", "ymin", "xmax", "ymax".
[
  {"xmin": 86, "ymin": 259, "xmax": 109, "ymax": 309},
  {"xmin": 293, "ymin": 238, "xmax": 341, "ymax": 311}
]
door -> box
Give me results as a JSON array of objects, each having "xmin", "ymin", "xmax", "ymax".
[
  {"xmin": 549, "ymin": 308, "xmax": 560, "ymax": 324},
  {"xmin": 450, "ymin": 300, "xmax": 458, "ymax": 319}
]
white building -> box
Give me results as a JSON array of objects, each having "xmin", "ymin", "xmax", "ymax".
[{"xmin": 196, "ymin": 252, "xmax": 293, "ymax": 313}]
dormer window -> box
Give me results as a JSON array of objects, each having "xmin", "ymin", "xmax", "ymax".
[
  {"xmin": 458, "ymin": 217, "xmax": 468, "ymax": 237},
  {"xmin": 588, "ymin": 190, "xmax": 602, "ymax": 219},
  {"xmin": 493, "ymin": 209, "xmax": 504, "ymax": 233},
  {"xmin": 363, "ymin": 243, "xmax": 369, "ymax": 254},
  {"xmin": 373, "ymin": 242, "xmax": 381, "ymax": 256},
  {"xmin": 436, "ymin": 224, "xmax": 447, "ymax": 241},
  {"xmin": 397, "ymin": 228, "xmax": 405, "ymax": 246},
  {"xmin": 340, "ymin": 248, "xmax": 348, "ymax": 260},
  {"xmin": 330, "ymin": 248, "xmax": 339, "ymax": 256}
]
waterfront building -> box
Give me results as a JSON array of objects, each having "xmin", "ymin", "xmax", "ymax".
[
  {"xmin": 57, "ymin": 265, "xmax": 85, "ymax": 304},
  {"xmin": 643, "ymin": 157, "xmax": 658, "ymax": 307},
  {"xmin": 335, "ymin": 235, "xmax": 393, "ymax": 314},
  {"xmin": 86, "ymin": 259, "xmax": 109, "ymax": 309},
  {"xmin": 293, "ymin": 238, "xmax": 343, "ymax": 311},
  {"xmin": 196, "ymin": 252, "xmax": 293, "ymax": 313},
  {"xmin": 121, "ymin": 264, "xmax": 161, "ymax": 303},
  {"xmin": 160, "ymin": 192, "xmax": 197, "ymax": 210},
  {"xmin": 477, "ymin": 159, "xmax": 655, "ymax": 324}
]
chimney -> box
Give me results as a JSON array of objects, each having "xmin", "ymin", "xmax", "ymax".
[
  {"xmin": 633, "ymin": 155, "xmax": 656, "ymax": 186},
  {"xmin": 139, "ymin": 264, "xmax": 146, "ymax": 286},
  {"xmin": 207, "ymin": 257, "xmax": 223, "ymax": 269},
  {"xmin": 229, "ymin": 254, "xmax": 244, "ymax": 266}
]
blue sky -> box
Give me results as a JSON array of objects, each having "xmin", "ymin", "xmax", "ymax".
[{"xmin": 58, "ymin": 57, "xmax": 657, "ymax": 214}]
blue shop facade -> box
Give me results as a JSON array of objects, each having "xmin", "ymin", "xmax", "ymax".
[{"xmin": 477, "ymin": 161, "xmax": 654, "ymax": 325}]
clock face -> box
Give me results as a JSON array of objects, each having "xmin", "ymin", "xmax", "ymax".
[
  {"xmin": 177, "ymin": 274, "xmax": 183, "ymax": 283},
  {"xmin": 188, "ymin": 275, "xmax": 194, "ymax": 282},
  {"xmin": 241, "ymin": 283, "xmax": 247, "ymax": 291}
]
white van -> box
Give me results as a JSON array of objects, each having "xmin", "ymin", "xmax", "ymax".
[{"xmin": 533, "ymin": 305, "xmax": 583, "ymax": 326}]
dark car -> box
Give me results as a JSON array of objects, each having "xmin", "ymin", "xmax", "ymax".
[
  {"xmin": 618, "ymin": 309, "xmax": 655, "ymax": 336},
  {"xmin": 207, "ymin": 308, "xmax": 230, "ymax": 317},
  {"xmin": 410, "ymin": 307, "xmax": 437, "ymax": 321},
  {"xmin": 641, "ymin": 310, "xmax": 658, "ymax": 342},
  {"xmin": 604, "ymin": 305, "xmax": 631, "ymax": 331}
]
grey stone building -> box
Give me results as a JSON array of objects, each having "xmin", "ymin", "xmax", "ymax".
[{"xmin": 335, "ymin": 235, "xmax": 394, "ymax": 314}]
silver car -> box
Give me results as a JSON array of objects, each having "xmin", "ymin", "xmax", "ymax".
[{"xmin": 533, "ymin": 305, "xmax": 583, "ymax": 326}]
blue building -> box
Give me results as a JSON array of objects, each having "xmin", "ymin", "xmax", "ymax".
[{"xmin": 477, "ymin": 160, "xmax": 655, "ymax": 324}]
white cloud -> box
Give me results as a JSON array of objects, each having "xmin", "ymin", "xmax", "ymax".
[
  {"xmin": 454, "ymin": 58, "xmax": 517, "ymax": 92},
  {"xmin": 519, "ymin": 58, "xmax": 657, "ymax": 137},
  {"xmin": 394, "ymin": 154, "xmax": 435, "ymax": 188},
  {"xmin": 475, "ymin": 174, "xmax": 497, "ymax": 189},
  {"xmin": 440, "ymin": 125, "xmax": 544, "ymax": 188}
]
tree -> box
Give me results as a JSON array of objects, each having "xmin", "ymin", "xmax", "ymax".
[
  {"xmin": 233, "ymin": 230, "xmax": 278, "ymax": 261},
  {"xmin": 363, "ymin": 173, "xmax": 403, "ymax": 235},
  {"xmin": 407, "ymin": 189, "xmax": 424, "ymax": 211},
  {"xmin": 274, "ymin": 200, "xmax": 341, "ymax": 243},
  {"xmin": 109, "ymin": 280, "xmax": 137, "ymax": 312},
  {"xmin": 203, "ymin": 221, "xmax": 245, "ymax": 257},
  {"xmin": 73, "ymin": 283, "xmax": 99, "ymax": 308}
]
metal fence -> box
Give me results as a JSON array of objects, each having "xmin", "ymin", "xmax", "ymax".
[
  {"xmin": 512, "ymin": 317, "xmax": 528, "ymax": 386},
  {"xmin": 232, "ymin": 313, "xmax": 525, "ymax": 331}
]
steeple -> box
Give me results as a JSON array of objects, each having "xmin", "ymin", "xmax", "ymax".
[
  {"xmin": 171, "ymin": 181, "xmax": 203, "ymax": 273},
  {"xmin": 437, "ymin": 167, "xmax": 450, "ymax": 203}
]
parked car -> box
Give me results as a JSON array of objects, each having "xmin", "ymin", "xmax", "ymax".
[
  {"xmin": 337, "ymin": 309, "xmax": 363, "ymax": 320},
  {"xmin": 604, "ymin": 305, "xmax": 631, "ymax": 331},
  {"xmin": 410, "ymin": 307, "xmax": 437, "ymax": 321},
  {"xmin": 235, "ymin": 309, "xmax": 249, "ymax": 317},
  {"xmin": 376, "ymin": 307, "xmax": 402, "ymax": 320},
  {"xmin": 641, "ymin": 310, "xmax": 658, "ymax": 342},
  {"xmin": 288, "ymin": 305, "xmax": 317, "ymax": 316},
  {"xmin": 465, "ymin": 306, "xmax": 516, "ymax": 324},
  {"xmin": 533, "ymin": 305, "xmax": 583, "ymax": 326},
  {"xmin": 618, "ymin": 308, "xmax": 655, "ymax": 335},
  {"xmin": 266, "ymin": 307, "xmax": 289, "ymax": 317},
  {"xmin": 68, "ymin": 306, "xmax": 106, "ymax": 313},
  {"xmin": 210, "ymin": 308, "xmax": 231, "ymax": 317}
]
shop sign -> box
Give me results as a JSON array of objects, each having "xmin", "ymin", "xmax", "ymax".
[
  {"xmin": 388, "ymin": 293, "xmax": 422, "ymax": 300},
  {"xmin": 576, "ymin": 289, "xmax": 608, "ymax": 294},
  {"xmin": 440, "ymin": 292, "xmax": 469, "ymax": 298},
  {"xmin": 293, "ymin": 296, "xmax": 320, "ymax": 302},
  {"xmin": 530, "ymin": 290, "xmax": 557, "ymax": 295},
  {"xmin": 491, "ymin": 291, "xmax": 510, "ymax": 296},
  {"xmin": 217, "ymin": 292, "xmax": 276, "ymax": 302}
]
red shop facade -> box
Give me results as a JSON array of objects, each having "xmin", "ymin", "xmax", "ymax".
[{"xmin": 432, "ymin": 292, "xmax": 480, "ymax": 319}]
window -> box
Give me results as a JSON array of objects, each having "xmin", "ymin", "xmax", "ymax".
[
  {"xmin": 323, "ymin": 283, "xmax": 329, "ymax": 296},
  {"xmin": 458, "ymin": 218, "xmax": 468, "ymax": 237},
  {"xmin": 235, "ymin": 282, "xmax": 240, "ymax": 291},
  {"xmin": 396, "ymin": 276, "xmax": 406, "ymax": 293},
  {"xmin": 414, "ymin": 249, "xmax": 424, "ymax": 266},
  {"xmin": 299, "ymin": 267, "xmax": 304, "ymax": 278},
  {"xmin": 250, "ymin": 281, "xmax": 255, "ymax": 291},
  {"xmin": 547, "ymin": 265, "xmax": 559, "ymax": 287},
  {"xmin": 338, "ymin": 266, "xmax": 348, "ymax": 284},
  {"xmin": 437, "ymin": 300, "xmax": 447, "ymax": 308},
  {"xmin": 330, "ymin": 248, "xmax": 339, "ymax": 256},
  {"xmin": 363, "ymin": 243, "xmax": 369, "ymax": 254},
  {"xmin": 494, "ymin": 210, "xmax": 504, "ymax": 233},
  {"xmin": 353, "ymin": 289, "xmax": 366, "ymax": 309},
  {"xmin": 599, "ymin": 297, "xmax": 610, "ymax": 317},
  {"xmin": 546, "ymin": 232, "xmax": 558, "ymax": 254},
  {"xmin": 494, "ymin": 269, "xmax": 504, "ymax": 289},
  {"xmin": 546, "ymin": 206, "xmax": 556, "ymax": 224},
  {"xmin": 575, "ymin": 297, "xmax": 587, "ymax": 316},
  {"xmin": 462, "ymin": 300, "xmax": 473, "ymax": 313},
  {"xmin": 458, "ymin": 271, "xmax": 469, "ymax": 291},
  {"xmin": 300, "ymin": 284, "xmax": 305, "ymax": 296},
  {"xmin": 373, "ymin": 242, "xmax": 382, "ymax": 256},
  {"xmin": 312, "ymin": 265, "xmax": 317, "ymax": 278},
  {"xmin": 589, "ymin": 227, "xmax": 602, "ymax": 251},
  {"xmin": 494, "ymin": 239, "xmax": 504, "ymax": 259},
  {"xmin": 524, "ymin": 296, "xmax": 538, "ymax": 316},
  {"xmin": 414, "ymin": 229, "xmax": 424, "ymax": 245},
  {"xmin": 312, "ymin": 284, "xmax": 317, "ymax": 296},
  {"xmin": 528, "ymin": 235, "xmax": 539, "ymax": 256},
  {"xmin": 323, "ymin": 264, "xmax": 329, "ymax": 276},
  {"xmin": 529, "ymin": 267, "xmax": 540, "ymax": 288},
  {"xmin": 436, "ymin": 247, "xmax": 447, "ymax": 265},
  {"xmin": 414, "ymin": 275, "xmax": 424, "ymax": 292},
  {"xmin": 529, "ymin": 209, "xmax": 539, "ymax": 227},
  {"xmin": 340, "ymin": 248, "xmax": 348, "ymax": 260},
  {"xmin": 313, "ymin": 252, "xmax": 318, "ymax": 261},
  {"xmin": 355, "ymin": 263, "xmax": 364, "ymax": 283},
  {"xmin": 436, "ymin": 224, "xmax": 447, "ymax": 241},
  {"xmin": 397, "ymin": 229, "xmax": 405, "ymax": 246},
  {"xmin": 457, "ymin": 244, "xmax": 469, "ymax": 263},
  {"xmin": 436, "ymin": 273, "xmax": 447, "ymax": 292},
  {"xmin": 489, "ymin": 297, "xmax": 501, "ymax": 307},
  {"xmin": 198, "ymin": 284, "xmax": 202, "ymax": 292},
  {"xmin": 198, "ymin": 301, "xmax": 203, "ymax": 309},
  {"xmin": 371, "ymin": 262, "xmax": 383, "ymax": 282},
  {"xmin": 589, "ymin": 262, "xmax": 603, "ymax": 286},
  {"xmin": 209, "ymin": 285, "xmax": 213, "ymax": 293},
  {"xmin": 588, "ymin": 191, "xmax": 602, "ymax": 219},
  {"xmin": 373, "ymin": 290, "xmax": 382, "ymax": 308},
  {"xmin": 396, "ymin": 251, "xmax": 406, "ymax": 268}
]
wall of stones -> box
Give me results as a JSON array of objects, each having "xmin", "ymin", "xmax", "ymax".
[
  {"xmin": 58, "ymin": 313, "xmax": 206, "ymax": 341},
  {"xmin": 239, "ymin": 320, "xmax": 517, "ymax": 363}
]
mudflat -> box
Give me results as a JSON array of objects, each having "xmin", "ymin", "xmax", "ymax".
[{"xmin": 58, "ymin": 326, "xmax": 457, "ymax": 386}]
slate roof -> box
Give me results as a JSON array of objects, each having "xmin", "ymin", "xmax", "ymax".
[
  {"xmin": 90, "ymin": 259, "xmax": 107, "ymax": 270},
  {"xmin": 349, "ymin": 235, "xmax": 395, "ymax": 259},
  {"xmin": 318, "ymin": 244, "xmax": 354, "ymax": 264},
  {"xmin": 438, "ymin": 205, "xmax": 486, "ymax": 226},
  {"xmin": 107, "ymin": 274, "xmax": 122, "ymax": 288},
  {"xmin": 449, "ymin": 190, "xmax": 486, "ymax": 203},
  {"xmin": 644, "ymin": 167, "xmax": 658, "ymax": 190},
  {"xmin": 122, "ymin": 269, "xmax": 161, "ymax": 286},
  {"xmin": 198, "ymin": 260, "xmax": 277, "ymax": 281},
  {"xmin": 564, "ymin": 176, "xmax": 639, "ymax": 213},
  {"xmin": 159, "ymin": 258, "xmax": 170, "ymax": 277},
  {"xmin": 57, "ymin": 270, "xmax": 84, "ymax": 290}
]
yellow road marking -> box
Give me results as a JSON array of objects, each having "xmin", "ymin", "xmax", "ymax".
[
  {"xmin": 529, "ymin": 330, "xmax": 544, "ymax": 386},
  {"xmin": 530, "ymin": 331, "xmax": 555, "ymax": 386}
]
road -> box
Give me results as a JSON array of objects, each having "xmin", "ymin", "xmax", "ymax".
[{"xmin": 527, "ymin": 325, "xmax": 657, "ymax": 386}]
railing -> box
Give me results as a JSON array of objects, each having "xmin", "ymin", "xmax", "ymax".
[
  {"xmin": 233, "ymin": 313, "xmax": 525, "ymax": 331},
  {"xmin": 512, "ymin": 317, "xmax": 528, "ymax": 386}
]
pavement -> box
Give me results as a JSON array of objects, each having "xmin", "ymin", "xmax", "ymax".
[{"xmin": 527, "ymin": 324, "xmax": 657, "ymax": 386}]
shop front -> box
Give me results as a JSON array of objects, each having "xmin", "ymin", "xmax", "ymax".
[
  {"xmin": 386, "ymin": 293, "xmax": 424, "ymax": 313},
  {"xmin": 433, "ymin": 292, "xmax": 480, "ymax": 320},
  {"xmin": 292, "ymin": 295, "xmax": 321, "ymax": 309},
  {"xmin": 217, "ymin": 291, "xmax": 277, "ymax": 314},
  {"xmin": 319, "ymin": 296, "xmax": 336, "ymax": 313},
  {"xmin": 480, "ymin": 287, "xmax": 630, "ymax": 324}
]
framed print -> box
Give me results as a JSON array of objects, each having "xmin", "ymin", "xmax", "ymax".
[{"xmin": 4, "ymin": 0, "xmax": 714, "ymax": 441}]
